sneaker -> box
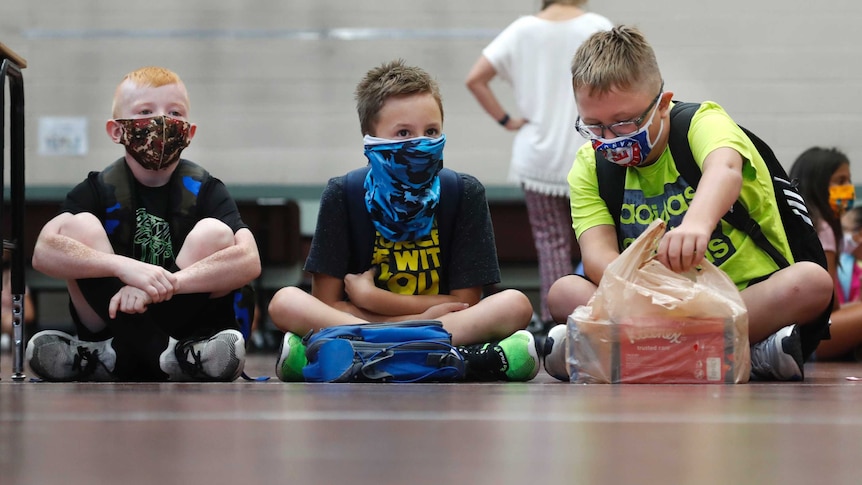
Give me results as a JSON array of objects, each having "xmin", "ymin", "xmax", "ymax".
[
  {"xmin": 160, "ymin": 329, "xmax": 245, "ymax": 382},
  {"xmin": 750, "ymin": 325, "xmax": 804, "ymax": 381},
  {"xmin": 275, "ymin": 332, "xmax": 307, "ymax": 382},
  {"xmin": 542, "ymin": 324, "xmax": 569, "ymax": 382},
  {"xmin": 25, "ymin": 330, "xmax": 116, "ymax": 382},
  {"xmin": 458, "ymin": 330, "xmax": 539, "ymax": 382}
]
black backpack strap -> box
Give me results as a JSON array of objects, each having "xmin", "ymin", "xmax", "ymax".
[
  {"xmin": 667, "ymin": 102, "xmax": 791, "ymax": 268},
  {"xmin": 595, "ymin": 151, "xmax": 627, "ymax": 250},
  {"xmin": 345, "ymin": 166, "xmax": 374, "ymax": 274},
  {"xmin": 344, "ymin": 166, "xmax": 462, "ymax": 283},
  {"xmin": 436, "ymin": 168, "xmax": 462, "ymax": 275}
]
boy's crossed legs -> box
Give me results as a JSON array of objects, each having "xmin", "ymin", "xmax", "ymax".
[
  {"xmin": 27, "ymin": 214, "xmax": 246, "ymax": 382},
  {"xmin": 270, "ymin": 287, "xmax": 540, "ymax": 382},
  {"xmin": 543, "ymin": 261, "xmax": 833, "ymax": 382}
]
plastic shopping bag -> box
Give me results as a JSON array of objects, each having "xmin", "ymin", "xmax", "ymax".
[{"xmin": 566, "ymin": 220, "xmax": 750, "ymax": 383}]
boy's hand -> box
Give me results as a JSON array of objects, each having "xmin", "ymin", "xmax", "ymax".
[
  {"xmin": 417, "ymin": 302, "xmax": 469, "ymax": 320},
  {"xmin": 343, "ymin": 268, "xmax": 378, "ymax": 306},
  {"xmin": 657, "ymin": 146, "xmax": 742, "ymax": 273},
  {"xmin": 115, "ymin": 259, "xmax": 178, "ymax": 303},
  {"xmin": 108, "ymin": 285, "xmax": 153, "ymax": 319},
  {"xmin": 656, "ymin": 223, "xmax": 711, "ymax": 273}
]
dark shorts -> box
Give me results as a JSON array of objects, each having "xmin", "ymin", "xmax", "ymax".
[{"xmin": 71, "ymin": 277, "xmax": 237, "ymax": 338}]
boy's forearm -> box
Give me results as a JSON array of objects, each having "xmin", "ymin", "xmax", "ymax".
[
  {"xmin": 332, "ymin": 301, "xmax": 415, "ymax": 323},
  {"xmin": 174, "ymin": 244, "xmax": 261, "ymax": 295},
  {"xmin": 684, "ymin": 147, "xmax": 743, "ymax": 229},
  {"xmin": 354, "ymin": 285, "xmax": 461, "ymax": 316},
  {"xmin": 33, "ymin": 234, "xmax": 123, "ymax": 280},
  {"xmin": 579, "ymin": 225, "xmax": 620, "ymax": 284}
]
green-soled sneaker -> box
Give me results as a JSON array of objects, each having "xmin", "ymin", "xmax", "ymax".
[
  {"xmin": 459, "ymin": 330, "xmax": 539, "ymax": 382},
  {"xmin": 276, "ymin": 332, "xmax": 307, "ymax": 382}
]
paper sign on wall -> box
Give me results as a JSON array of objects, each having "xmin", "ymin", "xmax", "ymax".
[{"xmin": 38, "ymin": 117, "xmax": 88, "ymax": 156}]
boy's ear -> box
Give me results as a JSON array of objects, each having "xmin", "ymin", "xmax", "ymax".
[
  {"xmin": 105, "ymin": 119, "xmax": 123, "ymax": 144},
  {"xmin": 187, "ymin": 123, "xmax": 197, "ymax": 141},
  {"xmin": 658, "ymin": 91, "xmax": 674, "ymax": 117}
]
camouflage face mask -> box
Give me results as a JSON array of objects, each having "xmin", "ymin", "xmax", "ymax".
[{"xmin": 115, "ymin": 115, "xmax": 191, "ymax": 171}]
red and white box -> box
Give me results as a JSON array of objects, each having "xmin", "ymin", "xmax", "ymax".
[{"xmin": 566, "ymin": 314, "xmax": 749, "ymax": 384}]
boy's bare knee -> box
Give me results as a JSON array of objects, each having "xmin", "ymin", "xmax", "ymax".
[
  {"xmin": 469, "ymin": 289, "xmax": 533, "ymax": 336},
  {"xmin": 188, "ymin": 218, "xmax": 233, "ymax": 246},
  {"xmin": 499, "ymin": 288, "xmax": 534, "ymax": 326},
  {"xmin": 813, "ymin": 263, "xmax": 833, "ymax": 299},
  {"xmin": 799, "ymin": 261, "xmax": 833, "ymax": 311},
  {"xmin": 758, "ymin": 262, "xmax": 833, "ymax": 331},
  {"xmin": 59, "ymin": 213, "xmax": 110, "ymax": 247},
  {"xmin": 268, "ymin": 286, "xmax": 308, "ymax": 322},
  {"xmin": 548, "ymin": 275, "xmax": 590, "ymax": 323},
  {"xmin": 177, "ymin": 218, "xmax": 233, "ymax": 265}
]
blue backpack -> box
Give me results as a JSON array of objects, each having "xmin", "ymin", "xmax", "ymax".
[{"xmin": 302, "ymin": 321, "xmax": 466, "ymax": 383}]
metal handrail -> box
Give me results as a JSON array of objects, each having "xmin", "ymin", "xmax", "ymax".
[{"xmin": 1, "ymin": 42, "xmax": 28, "ymax": 381}]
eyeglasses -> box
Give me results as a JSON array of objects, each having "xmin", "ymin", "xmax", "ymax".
[{"xmin": 575, "ymin": 84, "xmax": 664, "ymax": 140}]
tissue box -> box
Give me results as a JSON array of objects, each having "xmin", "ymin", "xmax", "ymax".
[{"xmin": 567, "ymin": 314, "xmax": 748, "ymax": 384}]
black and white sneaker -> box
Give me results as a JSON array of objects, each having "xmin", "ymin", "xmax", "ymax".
[
  {"xmin": 160, "ymin": 329, "xmax": 245, "ymax": 382},
  {"xmin": 750, "ymin": 325, "xmax": 804, "ymax": 381},
  {"xmin": 26, "ymin": 330, "xmax": 116, "ymax": 382},
  {"xmin": 542, "ymin": 324, "xmax": 569, "ymax": 382}
]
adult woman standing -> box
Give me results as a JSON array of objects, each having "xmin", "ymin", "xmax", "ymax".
[{"xmin": 465, "ymin": 0, "xmax": 612, "ymax": 329}]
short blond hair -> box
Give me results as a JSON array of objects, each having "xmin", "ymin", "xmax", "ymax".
[
  {"xmin": 570, "ymin": 25, "xmax": 662, "ymax": 97},
  {"xmin": 111, "ymin": 66, "xmax": 188, "ymax": 118},
  {"xmin": 354, "ymin": 59, "xmax": 443, "ymax": 136}
]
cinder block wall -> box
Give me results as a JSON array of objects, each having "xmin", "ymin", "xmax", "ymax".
[{"xmin": 4, "ymin": 0, "xmax": 862, "ymax": 189}]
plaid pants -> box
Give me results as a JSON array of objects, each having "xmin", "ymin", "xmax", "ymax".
[{"xmin": 523, "ymin": 189, "xmax": 574, "ymax": 322}]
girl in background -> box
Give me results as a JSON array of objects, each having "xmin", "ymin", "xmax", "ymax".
[
  {"xmin": 790, "ymin": 147, "xmax": 862, "ymax": 360},
  {"xmin": 838, "ymin": 207, "xmax": 862, "ymax": 306}
]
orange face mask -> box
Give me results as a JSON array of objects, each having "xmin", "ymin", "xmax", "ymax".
[{"xmin": 830, "ymin": 184, "xmax": 856, "ymax": 215}]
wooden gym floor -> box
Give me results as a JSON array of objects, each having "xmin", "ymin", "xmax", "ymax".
[{"xmin": 2, "ymin": 351, "xmax": 862, "ymax": 485}]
